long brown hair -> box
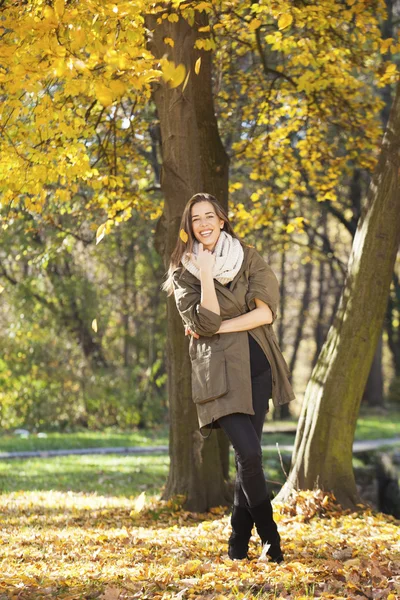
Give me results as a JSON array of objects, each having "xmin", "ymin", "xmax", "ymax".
[{"xmin": 161, "ymin": 193, "xmax": 246, "ymax": 296}]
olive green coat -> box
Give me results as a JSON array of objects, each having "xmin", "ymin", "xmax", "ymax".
[{"xmin": 172, "ymin": 244, "xmax": 296, "ymax": 432}]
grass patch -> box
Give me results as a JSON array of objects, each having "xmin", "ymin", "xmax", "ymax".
[
  {"xmin": 355, "ymin": 405, "xmax": 400, "ymax": 440},
  {"xmin": 0, "ymin": 450, "xmax": 285, "ymax": 498},
  {"xmin": 0, "ymin": 425, "xmax": 169, "ymax": 453},
  {"xmin": 1, "ymin": 406, "xmax": 399, "ymax": 456},
  {"xmin": 0, "ymin": 454, "xmax": 170, "ymax": 497}
]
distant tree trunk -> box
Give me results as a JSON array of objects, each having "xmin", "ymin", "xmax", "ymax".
[
  {"xmin": 288, "ymin": 258, "xmax": 312, "ymax": 376},
  {"xmin": 288, "ymin": 221, "xmax": 316, "ymax": 378},
  {"xmin": 276, "ymin": 82, "xmax": 400, "ymax": 509},
  {"xmin": 362, "ymin": 334, "xmax": 384, "ymax": 407},
  {"xmin": 313, "ymin": 208, "xmax": 329, "ymax": 365},
  {"xmin": 146, "ymin": 11, "xmax": 232, "ymax": 511},
  {"xmin": 380, "ymin": 1, "xmax": 400, "ymax": 381},
  {"xmin": 275, "ymin": 228, "xmax": 290, "ymax": 419},
  {"xmin": 386, "ymin": 271, "xmax": 400, "ymax": 376}
]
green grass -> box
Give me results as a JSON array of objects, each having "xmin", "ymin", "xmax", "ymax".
[
  {"xmin": 0, "ymin": 451, "xmax": 288, "ymax": 498},
  {"xmin": 0, "ymin": 425, "xmax": 170, "ymax": 453},
  {"xmin": 2, "ymin": 408, "xmax": 399, "ymax": 455},
  {"xmin": 355, "ymin": 407, "xmax": 400, "ymax": 440},
  {"xmin": 0, "ymin": 454, "xmax": 170, "ymax": 496}
]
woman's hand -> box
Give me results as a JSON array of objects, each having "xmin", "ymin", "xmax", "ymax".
[
  {"xmin": 184, "ymin": 325, "xmax": 200, "ymax": 339},
  {"xmin": 187, "ymin": 243, "xmax": 215, "ymax": 272}
]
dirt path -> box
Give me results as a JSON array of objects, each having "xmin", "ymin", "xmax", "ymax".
[{"xmin": 1, "ymin": 438, "xmax": 399, "ymax": 460}]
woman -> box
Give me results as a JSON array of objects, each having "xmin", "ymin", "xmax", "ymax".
[{"xmin": 162, "ymin": 193, "xmax": 296, "ymax": 563}]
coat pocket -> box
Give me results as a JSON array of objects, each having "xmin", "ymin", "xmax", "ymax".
[{"xmin": 191, "ymin": 350, "xmax": 228, "ymax": 404}]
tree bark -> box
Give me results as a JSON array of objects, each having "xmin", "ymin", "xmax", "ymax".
[
  {"xmin": 276, "ymin": 82, "xmax": 400, "ymax": 509},
  {"xmin": 146, "ymin": 11, "xmax": 232, "ymax": 511}
]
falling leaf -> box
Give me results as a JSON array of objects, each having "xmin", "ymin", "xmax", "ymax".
[
  {"xmin": 182, "ymin": 70, "xmax": 190, "ymax": 92},
  {"xmin": 179, "ymin": 228, "xmax": 188, "ymax": 243},
  {"xmin": 96, "ymin": 222, "xmax": 107, "ymax": 245},
  {"xmin": 92, "ymin": 319, "xmax": 98, "ymax": 333},
  {"xmin": 258, "ymin": 541, "xmax": 271, "ymax": 562},
  {"xmin": 195, "ymin": 57, "xmax": 201, "ymax": 75},
  {"xmin": 161, "ymin": 60, "xmax": 186, "ymax": 88},
  {"xmin": 0, "ymin": 285, "xmax": 4, "ymax": 294},
  {"xmin": 132, "ymin": 491, "xmax": 146, "ymax": 513}
]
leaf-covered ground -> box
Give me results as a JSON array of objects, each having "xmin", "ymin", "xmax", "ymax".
[{"xmin": 0, "ymin": 489, "xmax": 399, "ymax": 599}]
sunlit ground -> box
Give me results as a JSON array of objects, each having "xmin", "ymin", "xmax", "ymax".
[{"xmin": 0, "ymin": 488, "xmax": 399, "ymax": 599}]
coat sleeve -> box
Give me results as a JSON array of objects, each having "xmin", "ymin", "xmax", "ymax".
[
  {"xmin": 245, "ymin": 249, "xmax": 280, "ymax": 323},
  {"xmin": 172, "ymin": 270, "xmax": 222, "ymax": 337}
]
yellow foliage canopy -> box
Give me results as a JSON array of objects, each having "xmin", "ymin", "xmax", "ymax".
[{"xmin": 0, "ymin": 0, "xmax": 398, "ymax": 234}]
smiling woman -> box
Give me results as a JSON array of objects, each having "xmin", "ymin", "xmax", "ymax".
[{"xmin": 161, "ymin": 192, "xmax": 295, "ymax": 565}]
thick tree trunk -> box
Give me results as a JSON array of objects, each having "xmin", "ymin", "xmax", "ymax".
[
  {"xmin": 147, "ymin": 12, "xmax": 232, "ymax": 511},
  {"xmin": 277, "ymin": 82, "xmax": 400, "ymax": 509}
]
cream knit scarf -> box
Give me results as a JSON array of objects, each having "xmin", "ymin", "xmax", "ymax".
[{"xmin": 181, "ymin": 230, "xmax": 244, "ymax": 285}]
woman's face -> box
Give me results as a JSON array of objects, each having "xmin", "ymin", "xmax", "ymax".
[{"xmin": 190, "ymin": 201, "xmax": 225, "ymax": 252}]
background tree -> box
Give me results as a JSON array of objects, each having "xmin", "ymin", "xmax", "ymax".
[{"xmin": 277, "ymin": 81, "xmax": 400, "ymax": 509}]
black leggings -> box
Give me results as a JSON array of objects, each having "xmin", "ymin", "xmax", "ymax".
[{"xmin": 216, "ymin": 366, "xmax": 272, "ymax": 509}]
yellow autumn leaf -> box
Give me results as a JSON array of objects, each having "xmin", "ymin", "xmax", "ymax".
[
  {"xmin": 182, "ymin": 69, "xmax": 190, "ymax": 92},
  {"xmin": 161, "ymin": 60, "xmax": 186, "ymax": 88},
  {"xmin": 278, "ymin": 13, "xmax": 293, "ymax": 30},
  {"xmin": 95, "ymin": 84, "xmax": 114, "ymax": 107},
  {"xmin": 54, "ymin": 0, "xmax": 65, "ymax": 18},
  {"xmin": 385, "ymin": 63, "xmax": 397, "ymax": 74},
  {"xmin": 380, "ymin": 38, "xmax": 393, "ymax": 53},
  {"xmin": 96, "ymin": 222, "xmax": 107, "ymax": 245},
  {"xmin": 168, "ymin": 13, "xmax": 179, "ymax": 23},
  {"xmin": 179, "ymin": 228, "xmax": 188, "ymax": 243},
  {"xmin": 92, "ymin": 319, "xmax": 98, "ymax": 333},
  {"xmin": 163, "ymin": 37, "xmax": 175, "ymax": 47},
  {"xmin": 195, "ymin": 57, "xmax": 201, "ymax": 75},
  {"xmin": 133, "ymin": 491, "xmax": 146, "ymax": 513},
  {"xmin": 43, "ymin": 6, "xmax": 55, "ymax": 20},
  {"xmin": 249, "ymin": 18, "xmax": 262, "ymax": 31},
  {"xmin": 109, "ymin": 79, "xmax": 126, "ymax": 97},
  {"xmin": 0, "ymin": 285, "xmax": 4, "ymax": 294}
]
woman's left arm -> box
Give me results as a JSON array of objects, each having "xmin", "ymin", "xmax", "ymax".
[{"xmin": 216, "ymin": 298, "xmax": 272, "ymax": 333}]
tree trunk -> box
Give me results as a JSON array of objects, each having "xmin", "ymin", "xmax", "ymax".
[
  {"xmin": 386, "ymin": 271, "xmax": 400, "ymax": 376},
  {"xmin": 275, "ymin": 228, "xmax": 290, "ymax": 419},
  {"xmin": 146, "ymin": 11, "xmax": 232, "ymax": 511},
  {"xmin": 276, "ymin": 82, "xmax": 400, "ymax": 509},
  {"xmin": 362, "ymin": 333, "xmax": 384, "ymax": 407}
]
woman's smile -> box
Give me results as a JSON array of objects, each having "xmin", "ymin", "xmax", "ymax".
[{"xmin": 190, "ymin": 200, "xmax": 225, "ymax": 251}]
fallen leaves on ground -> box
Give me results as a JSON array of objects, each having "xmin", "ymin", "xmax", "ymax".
[{"xmin": 0, "ymin": 489, "xmax": 399, "ymax": 599}]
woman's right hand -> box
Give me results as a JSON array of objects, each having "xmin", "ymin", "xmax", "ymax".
[{"xmin": 188, "ymin": 243, "xmax": 215, "ymax": 272}]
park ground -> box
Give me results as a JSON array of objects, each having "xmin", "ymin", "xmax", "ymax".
[{"xmin": 0, "ymin": 411, "xmax": 399, "ymax": 600}]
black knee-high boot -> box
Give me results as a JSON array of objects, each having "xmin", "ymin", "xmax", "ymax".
[
  {"xmin": 228, "ymin": 504, "xmax": 254, "ymax": 560},
  {"xmin": 246, "ymin": 496, "xmax": 284, "ymax": 563}
]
